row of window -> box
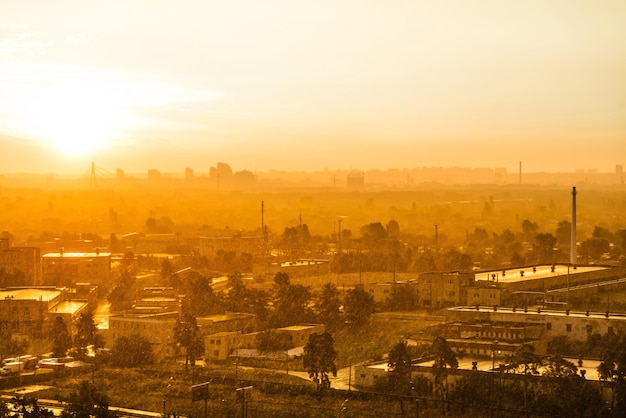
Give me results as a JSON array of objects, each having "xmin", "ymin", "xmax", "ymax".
[{"xmin": 546, "ymin": 323, "xmax": 613, "ymax": 334}]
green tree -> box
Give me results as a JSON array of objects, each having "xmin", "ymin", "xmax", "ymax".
[
  {"xmin": 107, "ymin": 271, "xmax": 136, "ymax": 312},
  {"xmin": 174, "ymin": 313, "xmax": 200, "ymax": 369},
  {"xmin": 51, "ymin": 316, "xmax": 71, "ymax": 357},
  {"xmin": 8, "ymin": 396, "xmax": 55, "ymax": 418},
  {"xmin": 62, "ymin": 380, "xmax": 113, "ymax": 418},
  {"xmin": 508, "ymin": 344, "xmax": 541, "ymax": 418},
  {"xmin": 598, "ymin": 332, "xmax": 626, "ymax": 413},
  {"xmin": 110, "ymin": 334, "xmax": 154, "ymax": 367},
  {"xmin": 430, "ymin": 337, "xmax": 458, "ymax": 410},
  {"xmin": 183, "ymin": 274, "xmax": 223, "ymax": 316},
  {"xmin": 303, "ymin": 332, "xmax": 338, "ymax": 394},
  {"xmin": 316, "ymin": 283, "xmax": 341, "ymax": 329},
  {"xmin": 387, "ymin": 340, "xmax": 413, "ymax": 414},
  {"xmin": 74, "ymin": 311, "xmax": 100, "ymax": 360},
  {"xmin": 344, "ymin": 287, "xmax": 375, "ymax": 326}
]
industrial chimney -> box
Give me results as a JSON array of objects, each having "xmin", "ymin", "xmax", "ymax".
[{"xmin": 571, "ymin": 187, "xmax": 577, "ymax": 266}]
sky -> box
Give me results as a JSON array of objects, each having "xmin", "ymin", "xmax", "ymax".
[{"xmin": 0, "ymin": 0, "xmax": 625, "ymax": 174}]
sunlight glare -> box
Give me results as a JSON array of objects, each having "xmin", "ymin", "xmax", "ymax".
[{"xmin": 25, "ymin": 80, "xmax": 127, "ymax": 156}]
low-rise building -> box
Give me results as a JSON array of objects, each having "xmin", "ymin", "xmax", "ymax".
[
  {"xmin": 41, "ymin": 250, "xmax": 111, "ymax": 286},
  {"xmin": 107, "ymin": 312, "xmax": 178, "ymax": 361},
  {"xmin": 0, "ymin": 246, "xmax": 41, "ymax": 285}
]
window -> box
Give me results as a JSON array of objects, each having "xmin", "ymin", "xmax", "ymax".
[
  {"xmin": 213, "ymin": 350, "xmax": 219, "ymax": 356},
  {"xmin": 586, "ymin": 325, "xmax": 593, "ymax": 334},
  {"xmin": 546, "ymin": 323, "xmax": 552, "ymax": 330},
  {"xmin": 23, "ymin": 307, "xmax": 30, "ymax": 316},
  {"xmin": 360, "ymin": 374, "xmax": 366, "ymax": 379},
  {"xmin": 566, "ymin": 324, "xmax": 572, "ymax": 332},
  {"xmin": 216, "ymin": 339, "xmax": 221, "ymax": 345},
  {"xmin": 210, "ymin": 339, "xmax": 215, "ymax": 344}
]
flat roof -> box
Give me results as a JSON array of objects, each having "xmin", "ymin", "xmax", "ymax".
[
  {"xmin": 42, "ymin": 252, "xmax": 111, "ymax": 258},
  {"xmin": 475, "ymin": 264, "xmax": 609, "ymax": 284},
  {"xmin": 278, "ymin": 324, "xmax": 322, "ymax": 332},
  {"xmin": 449, "ymin": 306, "xmax": 626, "ymax": 321},
  {"xmin": 413, "ymin": 357, "xmax": 601, "ymax": 381},
  {"xmin": 0, "ymin": 288, "xmax": 61, "ymax": 301},
  {"xmin": 49, "ymin": 300, "xmax": 87, "ymax": 315}
]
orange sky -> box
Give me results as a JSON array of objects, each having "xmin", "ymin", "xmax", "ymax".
[{"xmin": 1, "ymin": 0, "xmax": 625, "ymax": 174}]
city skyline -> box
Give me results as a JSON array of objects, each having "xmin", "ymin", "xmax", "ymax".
[{"xmin": 1, "ymin": 0, "xmax": 625, "ymax": 174}]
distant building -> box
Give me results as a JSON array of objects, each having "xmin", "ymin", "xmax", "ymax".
[
  {"xmin": 199, "ymin": 235, "xmax": 264, "ymax": 258},
  {"xmin": 0, "ymin": 246, "xmax": 41, "ymax": 284},
  {"xmin": 417, "ymin": 271, "xmax": 475, "ymax": 308},
  {"xmin": 41, "ymin": 250, "xmax": 111, "ymax": 286},
  {"xmin": 147, "ymin": 169, "xmax": 161, "ymax": 181},
  {"xmin": 346, "ymin": 171, "xmax": 365, "ymax": 190},
  {"xmin": 446, "ymin": 305, "xmax": 626, "ymax": 355}
]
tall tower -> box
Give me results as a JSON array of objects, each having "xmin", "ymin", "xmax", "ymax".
[{"xmin": 571, "ymin": 187, "xmax": 577, "ymax": 266}]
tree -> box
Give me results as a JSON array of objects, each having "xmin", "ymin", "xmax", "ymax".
[
  {"xmin": 174, "ymin": 313, "xmax": 200, "ymax": 369},
  {"xmin": 429, "ymin": 337, "xmax": 458, "ymax": 409},
  {"xmin": 598, "ymin": 332, "xmax": 626, "ymax": 413},
  {"xmin": 74, "ymin": 311, "xmax": 101, "ymax": 360},
  {"xmin": 107, "ymin": 271, "xmax": 136, "ymax": 312},
  {"xmin": 316, "ymin": 283, "xmax": 341, "ymax": 329},
  {"xmin": 522, "ymin": 219, "xmax": 539, "ymax": 239},
  {"xmin": 110, "ymin": 334, "xmax": 154, "ymax": 367},
  {"xmin": 533, "ymin": 233, "xmax": 557, "ymax": 263},
  {"xmin": 8, "ymin": 396, "xmax": 55, "ymax": 418},
  {"xmin": 51, "ymin": 316, "xmax": 71, "ymax": 358},
  {"xmin": 388, "ymin": 340, "xmax": 413, "ymax": 414},
  {"xmin": 344, "ymin": 287, "xmax": 375, "ymax": 326},
  {"xmin": 508, "ymin": 344, "xmax": 541, "ymax": 418},
  {"xmin": 183, "ymin": 274, "xmax": 223, "ymax": 316},
  {"xmin": 62, "ymin": 380, "xmax": 113, "ymax": 418},
  {"xmin": 303, "ymin": 332, "xmax": 338, "ymax": 394}
]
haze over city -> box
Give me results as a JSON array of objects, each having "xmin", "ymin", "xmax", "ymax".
[{"xmin": 1, "ymin": 0, "xmax": 625, "ymax": 174}]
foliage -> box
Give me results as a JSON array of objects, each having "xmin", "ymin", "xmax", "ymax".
[
  {"xmin": 50, "ymin": 316, "xmax": 71, "ymax": 357},
  {"xmin": 429, "ymin": 336, "xmax": 458, "ymax": 406},
  {"xmin": 315, "ymin": 283, "xmax": 341, "ymax": 329},
  {"xmin": 174, "ymin": 314, "xmax": 202, "ymax": 368},
  {"xmin": 182, "ymin": 273, "xmax": 223, "ymax": 316},
  {"xmin": 73, "ymin": 311, "xmax": 101, "ymax": 360},
  {"xmin": 598, "ymin": 332, "xmax": 626, "ymax": 413},
  {"xmin": 387, "ymin": 340, "xmax": 413, "ymax": 414},
  {"xmin": 110, "ymin": 334, "xmax": 154, "ymax": 367},
  {"xmin": 269, "ymin": 273, "xmax": 313, "ymax": 327},
  {"xmin": 344, "ymin": 287, "xmax": 375, "ymax": 326},
  {"xmin": 303, "ymin": 332, "xmax": 338, "ymax": 393},
  {"xmin": 107, "ymin": 271, "xmax": 137, "ymax": 312},
  {"xmin": 61, "ymin": 380, "xmax": 113, "ymax": 418},
  {"xmin": 5, "ymin": 396, "xmax": 55, "ymax": 418}
]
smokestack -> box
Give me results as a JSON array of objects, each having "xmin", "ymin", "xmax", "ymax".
[{"xmin": 571, "ymin": 187, "xmax": 577, "ymax": 266}]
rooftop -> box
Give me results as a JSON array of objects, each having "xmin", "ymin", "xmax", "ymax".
[
  {"xmin": 475, "ymin": 264, "xmax": 610, "ymax": 284},
  {"xmin": 0, "ymin": 288, "xmax": 61, "ymax": 301},
  {"xmin": 449, "ymin": 306, "xmax": 626, "ymax": 321},
  {"xmin": 42, "ymin": 252, "xmax": 111, "ymax": 258},
  {"xmin": 49, "ymin": 300, "xmax": 87, "ymax": 315}
]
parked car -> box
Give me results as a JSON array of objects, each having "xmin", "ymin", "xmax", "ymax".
[
  {"xmin": 1, "ymin": 362, "xmax": 25, "ymax": 375},
  {"xmin": 37, "ymin": 356, "xmax": 74, "ymax": 369}
]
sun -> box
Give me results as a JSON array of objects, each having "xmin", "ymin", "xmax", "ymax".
[{"xmin": 25, "ymin": 80, "xmax": 126, "ymax": 156}]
